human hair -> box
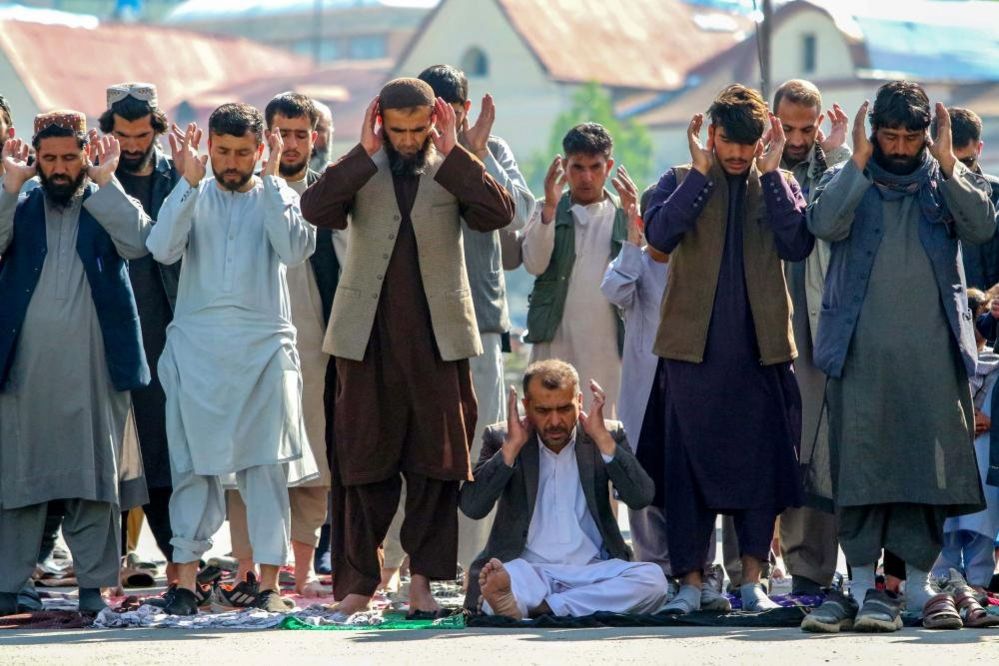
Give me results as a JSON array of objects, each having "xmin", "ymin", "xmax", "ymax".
[
  {"xmin": 708, "ymin": 84, "xmax": 768, "ymax": 144},
  {"xmin": 968, "ymin": 288, "xmax": 989, "ymax": 316},
  {"xmin": 522, "ymin": 359, "xmax": 580, "ymax": 396},
  {"xmin": 208, "ymin": 103, "xmax": 264, "ymax": 143},
  {"xmin": 32, "ymin": 124, "xmax": 87, "ymax": 151},
  {"xmin": 870, "ymin": 81, "xmax": 930, "ymax": 132},
  {"xmin": 0, "ymin": 95, "xmax": 11, "ymax": 130},
  {"xmin": 417, "ymin": 64, "xmax": 468, "ymax": 105},
  {"xmin": 98, "ymin": 95, "xmax": 168, "ymax": 135},
  {"xmin": 562, "ymin": 122, "xmax": 613, "ymax": 159},
  {"xmin": 772, "ymin": 79, "xmax": 822, "ymax": 112},
  {"xmin": 932, "ymin": 107, "xmax": 982, "ymax": 149},
  {"xmin": 264, "ymin": 92, "xmax": 318, "ymax": 130}
]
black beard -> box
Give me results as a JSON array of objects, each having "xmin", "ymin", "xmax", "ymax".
[
  {"xmin": 39, "ymin": 169, "xmax": 87, "ymax": 207},
  {"xmin": 213, "ymin": 167, "xmax": 254, "ymax": 192},
  {"xmin": 384, "ymin": 137, "xmax": 431, "ymax": 177},
  {"xmin": 872, "ymin": 135, "xmax": 925, "ymax": 175},
  {"xmin": 117, "ymin": 142, "xmax": 155, "ymax": 174},
  {"xmin": 279, "ymin": 157, "xmax": 308, "ymax": 178}
]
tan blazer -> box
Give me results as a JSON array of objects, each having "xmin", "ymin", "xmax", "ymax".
[{"xmin": 323, "ymin": 148, "xmax": 482, "ymax": 362}]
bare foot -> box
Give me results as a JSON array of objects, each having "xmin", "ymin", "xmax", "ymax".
[
  {"xmin": 480, "ymin": 558, "xmax": 522, "ymax": 620},
  {"xmin": 296, "ymin": 579, "xmax": 332, "ymax": 598},
  {"xmin": 408, "ymin": 574, "xmax": 440, "ymax": 613},
  {"xmin": 332, "ymin": 593, "xmax": 372, "ymax": 618}
]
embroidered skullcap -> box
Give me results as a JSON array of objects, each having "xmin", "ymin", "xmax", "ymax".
[
  {"xmin": 33, "ymin": 110, "xmax": 86, "ymax": 136},
  {"xmin": 379, "ymin": 78, "xmax": 436, "ymax": 111},
  {"xmin": 106, "ymin": 82, "xmax": 159, "ymax": 109}
]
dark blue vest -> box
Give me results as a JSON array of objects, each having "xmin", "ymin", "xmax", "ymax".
[{"xmin": 0, "ymin": 186, "xmax": 150, "ymax": 391}]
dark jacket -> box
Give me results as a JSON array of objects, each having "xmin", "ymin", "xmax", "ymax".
[
  {"xmin": 962, "ymin": 171, "xmax": 999, "ymax": 290},
  {"xmin": 0, "ymin": 185, "xmax": 150, "ymax": 391},
  {"xmin": 305, "ymin": 168, "xmax": 341, "ymax": 323},
  {"xmin": 145, "ymin": 148, "xmax": 183, "ymax": 311},
  {"xmin": 459, "ymin": 421, "xmax": 654, "ymax": 610}
]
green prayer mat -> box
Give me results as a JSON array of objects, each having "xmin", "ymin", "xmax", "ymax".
[{"xmin": 279, "ymin": 611, "xmax": 466, "ymax": 631}]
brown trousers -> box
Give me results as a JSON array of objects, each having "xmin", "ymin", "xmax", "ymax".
[{"xmin": 331, "ymin": 469, "xmax": 459, "ymax": 599}]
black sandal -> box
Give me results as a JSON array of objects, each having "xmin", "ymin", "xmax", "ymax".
[{"xmin": 406, "ymin": 608, "xmax": 452, "ymax": 621}]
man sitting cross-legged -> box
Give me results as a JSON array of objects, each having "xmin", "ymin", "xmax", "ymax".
[{"xmin": 460, "ymin": 359, "xmax": 668, "ymax": 619}]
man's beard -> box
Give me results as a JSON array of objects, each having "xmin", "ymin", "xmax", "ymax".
[
  {"xmin": 118, "ymin": 142, "xmax": 155, "ymax": 174},
  {"xmin": 278, "ymin": 155, "xmax": 309, "ymax": 178},
  {"xmin": 782, "ymin": 143, "xmax": 811, "ymax": 168},
  {"xmin": 213, "ymin": 166, "xmax": 254, "ymax": 192},
  {"xmin": 39, "ymin": 169, "xmax": 87, "ymax": 207},
  {"xmin": 872, "ymin": 135, "xmax": 926, "ymax": 175},
  {"xmin": 384, "ymin": 137, "xmax": 432, "ymax": 177}
]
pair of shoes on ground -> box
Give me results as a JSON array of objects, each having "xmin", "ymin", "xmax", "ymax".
[
  {"xmin": 802, "ymin": 588, "xmax": 904, "ymax": 633},
  {"xmin": 927, "ymin": 568, "xmax": 999, "ymax": 629}
]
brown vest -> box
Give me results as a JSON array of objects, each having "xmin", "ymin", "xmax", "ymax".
[{"xmin": 653, "ymin": 161, "xmax": 797, "ymax": 366}]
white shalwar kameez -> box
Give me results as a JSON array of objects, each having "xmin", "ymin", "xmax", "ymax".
[
  {"xmin": 482, "ymin": 437, "xmax": 667, "ymax": 617},
  {"xmin": 147, "ymin": 174, "xmax": 318, "ymax": 566}
]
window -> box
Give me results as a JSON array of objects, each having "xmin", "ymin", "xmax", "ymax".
[
  {"xmin": 348, "ymin": 35, "xmax": 387, "ymax": 60},
  {"xmin": 461, "ymin": 47, "xmax": 489, "ymax": 77},
  {"xmin": 802, "ymin": 33, "xmax": 817, "ymax": 74}
]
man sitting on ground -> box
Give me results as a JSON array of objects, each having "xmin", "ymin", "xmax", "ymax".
[{"xmin": 460, "ymin": 359, "xmax": 668, "ymax": 619}]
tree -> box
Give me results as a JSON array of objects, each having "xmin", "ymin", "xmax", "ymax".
[{"xmin": 524, "ymin": 82, "xmax": 655, "ymax": 195}]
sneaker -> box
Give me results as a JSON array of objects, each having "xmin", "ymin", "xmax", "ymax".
[
  {"xmin": 213, "ymin": 572, "xmax": 260, "ymax": 610},
  {"xmin": 854, "ymin": 589, "xmax": 903, "ymax": 633},
  {"xmin": 800, "ymin": 589, "xmax": 859, "ymax": 633},
  {"xmin": 701, "ymin": 564, "xmax": 732, "ymax": 612},
  {"xmin": 255, "ymin": 589, "xmax": 291, "ymax": 613},
  {"xmin": 16, "ymin": 581, "xmax": 42, "ymax": 613},
  {"xmin": 145, "ymin": 583, "xmax": 212, "ymax": 609},
  {"xmin": 161, "ymin": 586, "xmax": 200, "ymax": 616}
]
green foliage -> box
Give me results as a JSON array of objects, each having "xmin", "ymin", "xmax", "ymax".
[{"xmin": 523, "ymin": 82, "xmax": 655, "ymax": 194}]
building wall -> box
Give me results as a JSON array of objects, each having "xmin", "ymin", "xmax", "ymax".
[
  {"xmin": 771, "ymin": 10, "xmax": 856, "ymax": 83},
  {"xmin": 394, "ymin": 0, "xmax": 573, "ymax": 169},
  {"xmin": 0, "ymin": 54, "xmax": 40, "ymax": 133}
]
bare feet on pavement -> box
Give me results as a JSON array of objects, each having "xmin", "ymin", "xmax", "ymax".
[
  {"xmin": 480, "ymin": 558, "xmax": 522, "ymax": 620},
  {"xmin": 408, "ymin": 574, "xmax": 440, "ymax": 612}
]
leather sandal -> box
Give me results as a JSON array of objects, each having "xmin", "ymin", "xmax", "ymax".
[
  {"xmin": 921, "ymin": 592, "xmax": 963, "ymax": 630},
  {"xmin": 952, "ymin": 586, "xmax": 999, "ymax": 628}
]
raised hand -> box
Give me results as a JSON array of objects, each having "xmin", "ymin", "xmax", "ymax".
[
  {"xmin": 169, "ymin": 123, "xmax": 189, "ymax": 174},
  {"xmin": 430, "ymin": 97, "xmax": 458, "ymax": 156},
  {"xmin": 541, "ymin": 155, "xmax": 566, "ymax": 223},
  {"xmin": 928, "ymin": 102, "xmax": 958, "ymax": 177},
  {"xmin": 463, "ymin": 93, "xmax": 495, "ymax": 157},
  {"xmin": 169, "ymin": 122, "xmax": 207, "ymax": 187},
  {"xmin": 500, "ymin": 385, "xmax": 532, "ymax": 467},
  {"xmin": 688, "ymin": 113, "xmax": 714, "ymax": 176},
  {"xmin": 579, "ymin": 379, "xmax": 616, "ymax": 457},
  {"xmin": 261, "ymin": 129, "xmax": 285, "ymax": 178},
  {"xmin": 360, "ymin": 97, "xmax": 383, "ymax": 157},
  {"xmin": 850, "ymin": 101, "xmax": 873, "ymax": 171},
  {"xmin": 86, "ymin": 134, "xmax": 121, "ymax": 187},
  {"xmin": 2, "ymin": 137, "xmax": 36, "ymax": 193},
  {"xmin": 756, "ymin": 114, "xmax": 786, "ymax": 174},
  {"xmin": 817, "ymin": 103, "xmax": 849, "ymax": 153},
  {"xmin": 612, "ymin": 164, "xmax": 639, "ymax": 217}
]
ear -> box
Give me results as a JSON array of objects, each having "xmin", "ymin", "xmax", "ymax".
[
  {"xmin": 256, "ymin": 142, "xmax": 265, "ymax": 159},
  {"xmin": 6, "ymin": 127, "xmax": 13, "ymax": 139},
  {"xmin": 605, "ymin": 156, "xmax": 615, "ymax": 173},
  {"xmin": 311, "ymin": 130, "xmax": 319, "ymax": 144},
  {"xmin": 463, "ymin": 100, "xmax": 472, "ymax": 114}
]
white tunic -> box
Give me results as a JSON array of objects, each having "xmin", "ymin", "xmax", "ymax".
[
  {"xmin": 522, "ymin": 199, "xmax": 622, "ymax": 416},
  {"xmin": 147, "ymin": 175, "xmax": 318, "ymax": 482}
]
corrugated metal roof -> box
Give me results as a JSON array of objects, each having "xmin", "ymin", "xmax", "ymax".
[
  {"xmin": 492, "ymin": 0, "xmax": 753, "ymax": 92},
  {"xmin": 0, "ymin": 19, "xmax": 312, "ymax": 120}
]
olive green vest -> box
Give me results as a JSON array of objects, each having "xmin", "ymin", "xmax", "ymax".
[
  {"xmin": 525, "ymin": 191, "xmax": 628, "ymax": 354},
  {"xmin": 653, "ymin": 162, "xmax": 797, "ymax": 366}
]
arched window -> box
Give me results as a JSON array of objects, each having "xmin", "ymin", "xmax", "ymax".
[{"xmin": 461, "ymin": 47, "xmax": 489, "ymax": 77}]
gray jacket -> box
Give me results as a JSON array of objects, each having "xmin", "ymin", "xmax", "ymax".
[
  {"xmin": 462, "ymin": 135, "xmax": 534, "ymax": 334},
  {"xmin": 459, "ymin": 420, "xmax": 654, "ymax": 609}
]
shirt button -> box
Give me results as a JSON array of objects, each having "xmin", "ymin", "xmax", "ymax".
[
  {"xmin": 388, "ymin": 233, "xmax": 395, "ymax": 240},
  {"xmin": 382, "ymin": 253, "xmax": 389, "ymax": 259},
  {"xmin": 393, "ymin": 215, "xmax": 400, "ymax": 222},
  {"xmin": 376, "ymin": 274, "xmax": 383, "ymax": 280}
]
